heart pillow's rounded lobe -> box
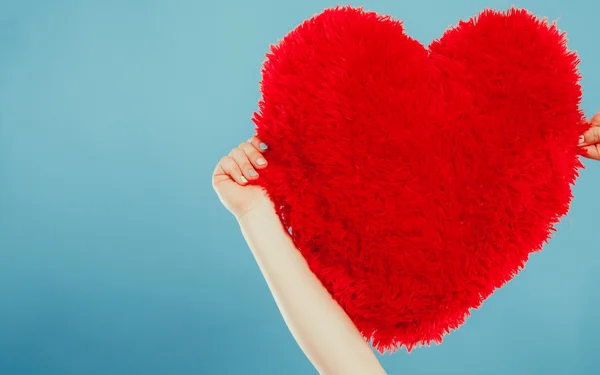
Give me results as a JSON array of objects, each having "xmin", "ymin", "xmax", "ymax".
[{"xmin": 251, "ymin": 6, "xmax": 587, "ymax": 352}]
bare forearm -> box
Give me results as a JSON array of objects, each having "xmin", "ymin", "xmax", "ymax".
[{"xmin": 237, "ymin": 202, "xmax": 387, "ymax": 375}]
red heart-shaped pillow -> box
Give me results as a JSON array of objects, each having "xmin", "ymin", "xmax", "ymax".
[{"xmin": 251, "ymin": 6, "xmax": 587, "ymax": 352}]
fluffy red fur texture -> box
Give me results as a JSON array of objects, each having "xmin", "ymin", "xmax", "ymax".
[{"xmin": 250, "ymin": 6, "xmax": 588, "ymax": 352}]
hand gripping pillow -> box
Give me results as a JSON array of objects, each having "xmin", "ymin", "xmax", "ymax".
[{"xmin": 250, "ymin": 6, "xmax": 588, "ymax": 352}]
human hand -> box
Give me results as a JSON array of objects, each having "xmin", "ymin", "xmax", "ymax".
[
  {"xmin": 579, "ymin": 111, "xmax": 600, "ymax": 160},
  {"xmin": 212, "ymin": 136, "xmax": 272, "ymax": 218}
]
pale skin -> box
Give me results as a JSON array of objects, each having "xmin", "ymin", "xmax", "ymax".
[
  {"xmin": 579, "ymin": 111, "xmax": 600, "ymax": 159},
  {"xmin": 212, "ymin": 111, "xmax": 600, "ymax": 375}
]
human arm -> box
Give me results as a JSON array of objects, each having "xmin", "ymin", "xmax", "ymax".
[
  {"xmin": 212, "ymin": 137, "xmax": 387, "ymax": 375},
  {"xmin": 237, "ymin": 202, "xmax": 387, "ymax": 375}
]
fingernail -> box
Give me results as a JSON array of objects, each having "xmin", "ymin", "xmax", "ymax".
[
  {"xmin": 256, "ymin": 157, "xmax": 266, "ymax": 166},
  {"xmin": 249, "ymin": 170, "xmax": 258, "ymax": 177},
  {"xmin": 240, "ymin": 176, "xmax": 248, "ymax": 183},
  {"xmin": 578, "ymin": 135, "xmax": 585, "ymax": 145},
  {"xmin": 259, "ymin": 143, "xmax": 268, "ymax": 150}
]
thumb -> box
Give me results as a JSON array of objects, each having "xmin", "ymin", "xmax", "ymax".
[{"xmin": 582, "ymin": 143, "xmax": 600, "ymax": 161}]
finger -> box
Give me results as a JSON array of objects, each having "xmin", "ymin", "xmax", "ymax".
[
  {"xmin": 583, "ymin": 144, "xmax": 600, "ymax": 161},
  {"xmin": 247, "ymin": 136, "xmax": 269, "ymax": 153},
  {"xmin": 590, "ymin": 110, "xmax": 600, "ymax": 127},
  {"xmin": 579, "ymin": 125, "xmax": 600, "ymax": 146},
  {"xmin": 240, "ymin": 141, "xmax": 268, "ymax": 169},
  {"xmin": 230, "ymin": 148, "xmax": 259, "ymax": 180},
  {"xmin": 218, "ymin": 156, "xmax": 248, "ymax": 185}
]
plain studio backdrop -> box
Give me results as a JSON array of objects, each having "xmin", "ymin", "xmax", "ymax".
[{"xmin": 0, "ymin": 1, "xmax": 598, "ymax": 374}]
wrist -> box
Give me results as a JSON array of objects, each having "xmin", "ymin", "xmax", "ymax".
[{"xmin": 235, "ymin": 197, "xmax": 276, "ymax": 223}]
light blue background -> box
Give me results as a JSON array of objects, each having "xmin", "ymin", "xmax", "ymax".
[{"xmin": 1, "ymin": 0, "xmax": 598, "ymax": 374}]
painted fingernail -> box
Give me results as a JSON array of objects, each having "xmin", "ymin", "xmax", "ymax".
[
  {"xmin": 249, "ymin": 169, "xmax": 258, "ymax": 177},
  {"xmin": 578, "ymin": 135, "xmax": 585, "ymax": 145},
  {"xmin": 259, "ymin": 142, "xmax": 268, "ymax": 150},
  {"xmin": 256, "ymin": 157, "xmax": 266, "ymax": 166},
  {"xmin": 240, "ymin": 176, "xmax": 248, "ymax": 183}
]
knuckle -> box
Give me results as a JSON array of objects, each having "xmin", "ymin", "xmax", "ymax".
[
  {"xmin": 230, "ymin": 148, "xmax": 244, "ymax": 158},
  {"xmin": 245, "ymin": 136, "xmax": 260, "ymax": 146},
  {"xmin": 246, "ymin": 148, "xmax": 260, "ymax": 159},
  {"xmin": 250, "ymin": 137, "xmax": 262, "ymax": 148},
  {"xmin": 220, "ymin": 156, "xmax": 236, "ymax": 170},
  {"xmin": 241, "ymin": 141, "xmax": 257, "ymax": 153},
  {"xmin": 592, "ymin": 129, "xmax": 600, "ymax": 143}
]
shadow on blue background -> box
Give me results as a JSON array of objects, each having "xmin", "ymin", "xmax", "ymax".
[{"xmin": 1, "ymin": 1, "xmax": 598, "ymax": 374}]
